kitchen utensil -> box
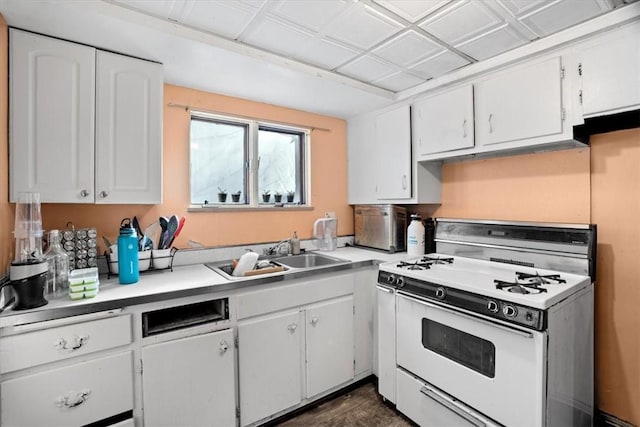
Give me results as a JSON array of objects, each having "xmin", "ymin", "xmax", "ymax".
[
  {"xmin": 166, "ymin": 217, "xmax": 185, "ymax": 248},
  {"xmin": 232, "ymin": 251, "xmax": 259, "ymax": 277},
  {"xmin": 132, "ymin": 216, "xmax": 144, "ymax": 249},
  {"xmin": 158, "ymin": 216, "xmax": 169, "ymax": 249},
  {"xmin": 144, "ymin": 221, "xmax": 161, "ymax": 250},
  {"xmin": 102, "ymin": 236, "xmax": 112, "ymax": 250},
  {"xmin": 162, "ymin": 215, "xmax": 179, "ymax": 249}
]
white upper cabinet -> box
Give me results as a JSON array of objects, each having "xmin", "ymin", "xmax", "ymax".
[
  {"xmin": 414, "ymin": 85, "xmax": 474, "ymax": 156},
  {"xmin": 475, "ymin": 56, "xmax": 565, "ymax": 147},
  {"xmin": 95, "ymin": 52, "xmax": 163, "ymax": 204},
  {"xmin": 10, "ymin": 29, "xmax": 96, "ymax": 203},
  {"xmin": 374, "ymin": 105, "xmax": 412, "ymax": 200},
  {"xmin": 9, "ymin": 29, "xmax": 163, "ymax": 204},
  {"xmin": 577, "ymin": 22, "xmax": 640, "ymax": 118}
]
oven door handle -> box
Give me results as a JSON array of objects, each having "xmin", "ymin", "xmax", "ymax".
[
  {"xmin": 398, "ymin": 291, "xmax": 534, "ymax": 339},
  {"xmin": 420, "ymin": 385, "xmax": 486, "ymax": 427},
  {"xmin": 376, "ymin": 285, "xmax": 394, "ymax": 294}
]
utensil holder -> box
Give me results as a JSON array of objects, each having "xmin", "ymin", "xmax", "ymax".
[{"xmin": 105, "ymin": 247, "xmax": 177, "ymax": 279}]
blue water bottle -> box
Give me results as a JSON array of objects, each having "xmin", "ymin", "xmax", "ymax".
[{"xmin": 118, "ymin": 218, "xmax": 139, "ymax": 284}]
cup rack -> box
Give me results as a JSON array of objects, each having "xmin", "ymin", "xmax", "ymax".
[{"xmin": 105, "ymin": 247, "xmax": 178, "ymax": 279}]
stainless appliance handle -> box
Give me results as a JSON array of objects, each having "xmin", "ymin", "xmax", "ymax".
[
  {"xmin": 377, "ymin": 285, "xmax": 394, "ymax": 294},
  {"xmin": 420, "ymin": 385, "xmax": 486, "ymax": 427},
  {"xmin": 398, "ymin": 291, "xmax": 534, "ymax": 339}
]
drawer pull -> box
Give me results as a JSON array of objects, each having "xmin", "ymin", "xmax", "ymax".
[
  {"xmin": 54, "ymin": 334, "xmax": 90, "ymax": 351},
  {"xmin": 219, "ymin": 340, "xmax": 229, "ymax": 354},
  {"xmin": 55, "ymin": 389, "xmax": 92, "ymax": 408},
  {"xmin": 287, "ymin": 323, "xmax": 298, "ymax": 333}
]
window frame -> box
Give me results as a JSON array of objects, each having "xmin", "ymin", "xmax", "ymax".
[{"xmin": 189, "ymin": 111, "xmax": 311, "ymax": 210}]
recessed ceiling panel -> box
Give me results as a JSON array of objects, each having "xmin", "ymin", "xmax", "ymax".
[
  {"xmin": 420, "ymin": 0, "xmax": 504, "ymax": 45},
  {"xmin": 372, "ymin": 30, "xmax": 444, "ymax": 67},
  {"xmin": 112, "ymin": 0, "xmax": 178, "ymax": 19},
  {"xmin": 294, "ymin": 38, "xmax": 360, "ymax": 70},
  {"xmin": 338, "ymin": 55, "xmax": 399, "ymax": 82},
  {"xmin": 519, "ymin": 0, "xmax": 612, "ymax": 36},
  {"xmin": 179, "ymin": 1, "xmax": 259, "ymax": 39},
  {"xmin": 456, "ymin": 24, "xmax": 529, "ymax": 60},
  {"xmin": 272, "ymin": 0, "xmax": 350, "ymax": 31},
  {"xmin": 242, "ymin": 17, "xmax": 314, "ymax": 57},
  {"xmin": 374, "ymin": 0, "xmax": 452, "ymax": 23},
  {"xmin": 497, "ymin": 0, "xmax": 554, "ymax": 17},
  {"xmin": 373, "ymin": 71, "xmax": 426, "ymax": 91},
  {"xmin": 325, "ymin": 3, "xmax": 403, "ymax": 50},
  {"xmin": 409, "ymin": 50, "xmax": 470, "ymax": 79}
]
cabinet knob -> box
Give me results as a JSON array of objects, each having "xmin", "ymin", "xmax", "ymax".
[
  {"xmin": 287, "ymin": 323, "xmax": 298, "ymax": 333},
  {"xmin": 54, "ymin": 334, "xmax": 90, "ymax": 351},
  {"xmin": 310, "ymin": 317, "xmax": 319, "ymax": 326},
  {"xmin": 99, "ymin": 191, "xmax": 109, "ymax": 198},
  {"xmin": 219, "ymin": 340, "xmax": 229, "ymax": 354},
  {"xmin": 80, "ymin": 189, "xmax": 90, "ymax": 198},
  {"xmin": 54, "ymin": 389, "xmax": 91, "ymax": 408}
]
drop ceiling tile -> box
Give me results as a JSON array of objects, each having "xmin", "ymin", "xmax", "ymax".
[
  {"xmin": 112, "ymin": 0, "xmax": 177, "ymax": 19},
  {"xmin": 373, "ymin": 71, "xmax": 426, "ymax": 91},
  {"xmin": 409, "ymin": 50, "xmax": 470, "ymax": 79},
  {"xmin": 496, "ymin": 0, "xmax": 553, "ymax": 17},
  {"xmin": 325, "ymin": 3, "xmax": 403, "ymax": 50},
  {"xmin": 242, "ymin": 17, "xmax": 314, "ymax": 57},
  {"xmin": 179, "ymin": 1, "xmax": 259, "ymax": 39},
  {"xmin": 419, "ymin": 0, "xmax": 505, "ymax": 45},
  {"xmin": 272, "ymin": 0, "xmax": 350, "ymax": 31},
  {"xmin": 518, "ymin": 0, "xmax": 611, "ymax": 36},
  {"xmin": 294, "ymin": 38, "xmax": 360, "ymax": 70},
  {"xmin": 338, "ymin": 55, "xmax": 399, "ymax": 83},
  {"xmin": 372, "ymin": 29, "xmax": 444, "ymax": 67},
  {"xmin": 374, "ymin": 0, "xmax": 452, "ymax": 23},
  {"xmin": 456, "ymin": 24, "xmax": 528, "ymax": 60}
]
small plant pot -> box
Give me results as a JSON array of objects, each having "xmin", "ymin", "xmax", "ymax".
[
  {"xmin": 262, "ymin": 194, "xmax": 271, "ymax": 203},
  {"xmin": 287, "ymin": 195, "xmax": 294, "ymax": 203},
  {"xmin": 274, "ymin": 195, "xmax": 282, "ymax": 203},
  {"xmin": 231, "ymin": 194, "xmax": 241, "ymax": 203},
  {"xmin": 218, "ymin": 193, "xmax": 227, "ymax": 203}
]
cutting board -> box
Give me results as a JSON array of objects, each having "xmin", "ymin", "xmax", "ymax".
[{"xmin": 244, "ymin": 266, "xmax": 285, "ymax": 276}]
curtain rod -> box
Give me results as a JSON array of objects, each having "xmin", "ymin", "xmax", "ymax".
[{"xmin": 167, "ymin": 102, "xmax": 332, "ymax": 133}]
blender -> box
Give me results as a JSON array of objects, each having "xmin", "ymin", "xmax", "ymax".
[{"xmin": 0, "ymin": 192, "xmax": 48, "ymax": 310}]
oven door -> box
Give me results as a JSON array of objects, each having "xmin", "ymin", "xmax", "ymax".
[{"xmin": 396, "ymin": 292, "xmax": 546, "ymax": 427}]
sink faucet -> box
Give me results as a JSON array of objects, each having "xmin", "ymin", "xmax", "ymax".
[{"xmin": 264, "ymin": 239, "xmax": 291, "ymax": 256}]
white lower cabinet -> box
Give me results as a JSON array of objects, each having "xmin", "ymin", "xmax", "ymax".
[
  {"xmin": 0, "ymin": 351, "xmax": 134, "ymax": 426},
  {"xmin": 238, "ymin": 295, "xmax": 354, "ymax": 426},
  {"xmin": 376, "ymin": 285, "xmax": 396, "ymax": 403},
  {"xmin": 142, "ymin": 328, "xmax": 236, "ymax": 427}
]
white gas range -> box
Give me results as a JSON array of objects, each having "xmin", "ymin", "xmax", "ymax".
[{"xmin": 377, "ymin": 219, "xmax": 597, "ymax": 427}]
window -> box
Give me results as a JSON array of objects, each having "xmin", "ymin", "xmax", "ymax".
[{"xmin": 189, "ymin": 112, "xmax": 308, "ymax": 207}]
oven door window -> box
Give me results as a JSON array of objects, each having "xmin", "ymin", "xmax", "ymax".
[{"xmin": 422, "ymin": 318, "xmax": 495, "ymax": 378}]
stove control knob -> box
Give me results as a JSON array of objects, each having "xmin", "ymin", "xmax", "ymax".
[
  {"xmin": 503, "ymin": 304, "xmax": 518, "ymax": 318},
  {"xmin": 386, "ymin": 274, "xmax": 396, "ymax": 284},
  {"xmin": 487, "ymin": 301, "xmax": 499, "ymax": 313},
  {"xmin": 435, "ymin": 287, "xmax": 446, "ymax": 300},
  {"xmin": 396, "ymin": 277, "xmax": 405, "ymax": 287}
]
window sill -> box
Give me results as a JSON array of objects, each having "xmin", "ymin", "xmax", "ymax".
[{"xmin": 188, "ymin": 204, "xmax": 314, "ymax": 213}]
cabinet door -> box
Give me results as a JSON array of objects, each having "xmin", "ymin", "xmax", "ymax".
[
  {"xmin": 95, "ymin": 51, "xmax": 163, "ymax": 204},
  {"xmin": 475, "ymin": 57, "xmax": 564, "ymax": 146},
  {"xmin": 375, "ymin": 105, "xmax": 411, "ymax": 200},
  {"xmin": 306, "ymin": 295, "xmax": 354, "ymax": 398},
  {"xmin": 142, "ymin": 329, "xmax": 235, "ymax": 427},
  {"xmin": 377, "ymin": 285, "xmax": 396, "ymax": 403},
  {"xmin": 9, "ymin": 29, "xmax": 96, "ymax": 203},
  {"xmin": 347, "ymin": 114, "xmax": 378, "ymax": 204},
  {"xmin": 415, "ymin": 85, "xmax": 474, "ymax": 155},
  {"xmin": 580, "ymin": 23, "xmax": 640, "ymax": 117},
  {"xmin": 239, "ymin": 310, "xmax": 303, "ymax": 426},
  {"xmin": 354, "ymin": 268, "xmax": 377, "ymax": 376}
]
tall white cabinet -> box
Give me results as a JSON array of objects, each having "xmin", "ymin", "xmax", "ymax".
[
  {"xmin": 9, "ymin": 29, "xmax": 163, "ymax": 204},
  {"xmin": 374, "ymin": 105, "xmax": 412, "ymax": 200}
]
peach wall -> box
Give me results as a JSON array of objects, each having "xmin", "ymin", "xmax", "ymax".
[
  {"xmin": 591, "ymin": 128, "xmax": 640, "ymax": 425},
  {"xmin": 40, "ymin": 84, "xmax": 352, "ymax": 252},
  {"xmin": 0, "ymin": 16, "xmax": 12, "ymax": 274}
]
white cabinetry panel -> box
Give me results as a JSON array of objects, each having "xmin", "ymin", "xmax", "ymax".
[
  {"xmin": 95, "ymin": 51, "xmax": 163, "ymax": 204},
  {"xmin": 415, "ymin": 84, "xmax": 474, "ymax": 155},
  {"xmin": 475, "ymin": 56, "xmax": 564, "ymax": 146},
  {"xmin": 377, "ymin": 285, "xmax": 396, "ymax": 403},
  {"xmin": 375, "ymin": 105, "xmax": 412, "ymax": 199},
  {"xmin": 9, "ymin": 29, "xmax": 96, "ymax": 202},
  {"xmin": 142, "ymin": 329, "xmax": 236, "ymax": 427}
]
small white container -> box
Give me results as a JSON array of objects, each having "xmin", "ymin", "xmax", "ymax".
[
  {"xmin": 138, "ymin": 251, "xmax": 151, "ymax": 272},
  {"xmin": 108, "ymin": 251, "xmax": 119, "ymax": 274},
  {"xmin": 152, "ymin": 248, "xmax": 172, "ymax": 270},
  {"xmin": 407, "ymin": 214, "xmax": 425, "ymax": 258}
]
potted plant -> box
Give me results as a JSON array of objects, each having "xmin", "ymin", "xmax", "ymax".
[
  {"xmin": 274, "ymin": 191, "xmax": 283, "ymax": 203},
  {"xmin": 286, "ymin": 190, "xmax": 295, "ymax": 203},
  {"xmin": 231, "ymin": 190, "xmax": 241, "ymax": 203},
  {"xmin": 217, "ymin": 187, "xmax": 227, "ymax": 203},
  {"xmin": 262, "ymin": 190, "xmax": 271, "ymax": 203}
]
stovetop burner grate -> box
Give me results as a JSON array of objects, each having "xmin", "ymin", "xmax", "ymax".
[
  {"xmin": 397, "ymin": 261, "xmax": 431, "ymax": 270},
  {"xmin": 420, "ymin": 255, "xmax": 454, "ymax": 264},
  {"xmin": 494, "ymin": 279, "xmax": 548, "ymax": 294},
  {"xmin": 516, "ymin": 271, "xmax": 566, "ymax": 285}
]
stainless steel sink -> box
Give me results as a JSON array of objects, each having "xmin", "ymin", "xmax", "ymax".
[{"xmin": 272, "ymin": 253, "xmax": 348, "ymax": 269}]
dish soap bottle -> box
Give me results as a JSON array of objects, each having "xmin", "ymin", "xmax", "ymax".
[
  {"xmin": 407, "ymin": 214, "xmax": 425, "ymax": 258},
  {"xmin": 118, "ymin": 218, "xmax": 139, "ymax": 285},
  {"xmin": 291, "ymin": 231, "xmax": 301, "ymax": 255},
  {"xmin": 43, "ymin": 229, "xmax": 69, "ymax": 298}
]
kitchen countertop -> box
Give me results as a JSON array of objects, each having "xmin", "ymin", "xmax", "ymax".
[{"xmin": 0, "ymin": 246, "xmax": 406, "ymax": 328}]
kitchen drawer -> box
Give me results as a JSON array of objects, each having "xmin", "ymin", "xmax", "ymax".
[
  {"xmin": 396, "ymin": 368, "xmax": 499, "ymax": 427},
  {"xmin": 0, "ymin": 315, "xmax": 132, "ymax": 374},
  {"xmin": 1, "ymin": 351, "xmax": 134, "ymax": 427}
]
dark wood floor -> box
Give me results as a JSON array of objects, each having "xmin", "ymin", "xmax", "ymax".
[{"xmin": 274, "ymin": 381, "xmax": 415, "ymax": 427}]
